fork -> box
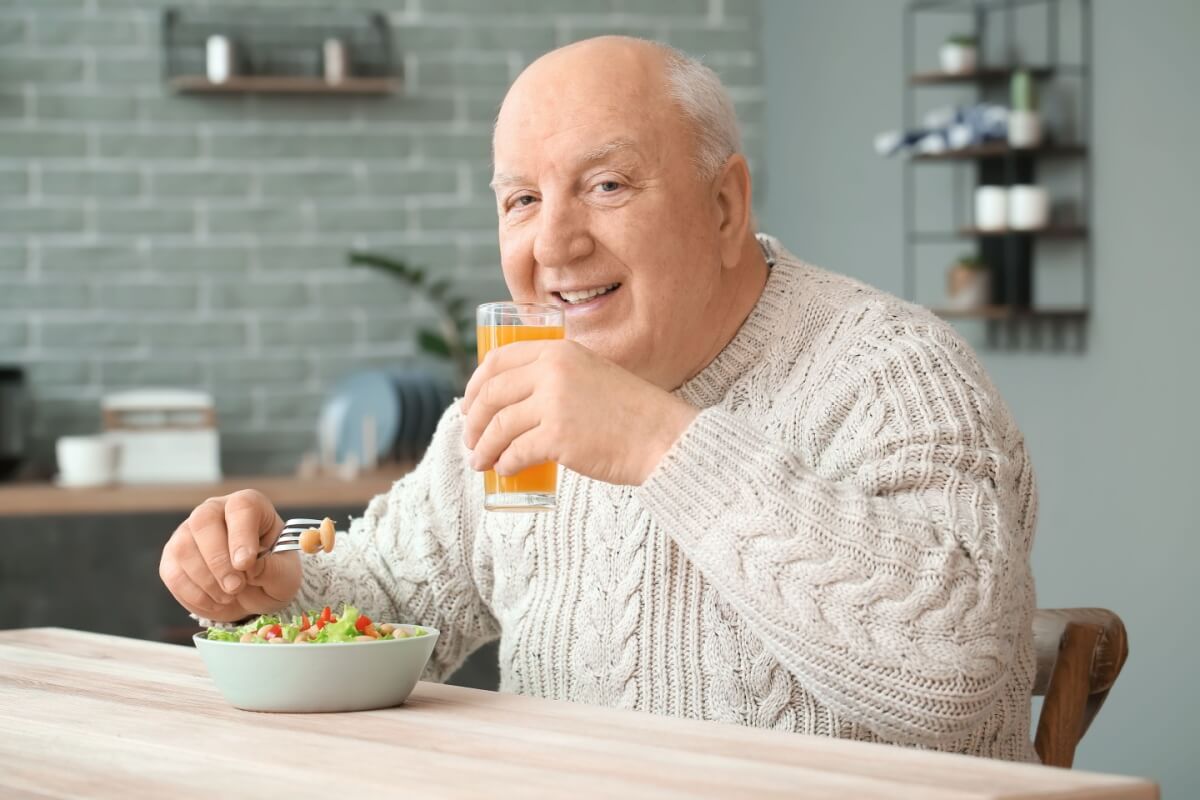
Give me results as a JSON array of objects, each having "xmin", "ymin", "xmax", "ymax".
[{"xmin": 257, "ymin": 517, "xmax": 340, "ymax": 557}]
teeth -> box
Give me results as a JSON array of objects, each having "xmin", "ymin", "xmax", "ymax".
[{"xmin": 559, "ymin": 283, "xmax": 619, "ymax": 304}]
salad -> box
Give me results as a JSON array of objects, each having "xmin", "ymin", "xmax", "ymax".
[{"xmin": 204, "ymin": 604, "xmax": 428, "ymax": 644}]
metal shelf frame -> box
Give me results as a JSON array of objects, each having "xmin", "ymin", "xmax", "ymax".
[{"xmin": 901, "ymin": 0, "xmax": 1093, "ymax": 350}]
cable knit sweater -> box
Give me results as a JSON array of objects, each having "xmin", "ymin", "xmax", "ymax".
[{"xmin": 293, "ymin": 234, "xmax": 1039, "ymax": 761}]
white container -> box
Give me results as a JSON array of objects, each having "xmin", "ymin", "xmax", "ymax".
[
  {"xmin": 323, "ymin": 38, "xmax": 348, "ymax": 84},
  {"xmin": 1008, "ymin": 185, "xmax": 1050, "ymax": 230},
  {"xmin": 206, "ymin": 35, "xmax": 234, "ymax": 84},
  {"xmin": 1008, "ymin": 109, "xmax": 1043, "ymax": 148},
  {"xmin": 940, "ymin": 42, "xmax": 978, "ymax": 75},
  {"xmin": 974, "ymin": 186, "xmax": 1008, "ymax": 231},
  {"xmin": 102, "ymin": 389, "xmax": 221, "ymax": 484},
  {"xmin": 55, "ymin": 435, "xmax": 119, "ymax": 488}
]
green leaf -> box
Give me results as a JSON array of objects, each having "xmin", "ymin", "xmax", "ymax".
[
  {"xmin": 427, "ymin": 279, "xmax": 451, "ymax": 300},
  {"xmin": 445, "ymin": 297, "xmax": 466, "ymax": 317},
  {"xmin": 418, "ymin": 328, "xmax": 451, "ymax": 358}
]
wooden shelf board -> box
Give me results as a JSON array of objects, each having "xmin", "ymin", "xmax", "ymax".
[
  {"xmin": 169, "ymin": 75, "xmax": 400, "ymax": 95},
  {"xmin": 933, "ymin": 306, "xmax": 1089, "ymax": 321},
  {"xmin": 913, "ymin": 142, "xmax": 1087, "ymax": 161},
  {"xmin": 0, "ymin": 464, "xmax": 413, "ymax": 518},
  {"xmin": 960, "ymin": 225, "xmax": 1088, "ymax": 238},
  {"xmin": 910, "ymin": 66, "xmax": 1054, "ymax": 85}
]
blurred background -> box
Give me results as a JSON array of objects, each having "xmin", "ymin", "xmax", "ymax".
[{"xmin": 1, "ymin": 0, "xmax": 1196, "ymax": 794}]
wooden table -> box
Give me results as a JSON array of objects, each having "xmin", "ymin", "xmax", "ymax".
[
  {"xmin": 0, "ymin": 629, "xmax": 1158, "ymax": 799},
  {"xmin": 0, "ymin": 465, "xmax": 412, "ymax": 517}
]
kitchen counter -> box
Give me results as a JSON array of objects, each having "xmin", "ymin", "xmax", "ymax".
[{"xmin": 0, "ymin": 464, "xmax": 413, "ymax": 517}]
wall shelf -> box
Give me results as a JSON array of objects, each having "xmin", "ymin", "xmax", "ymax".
[
  {"xmin": 910, "ymin": 66, "xmax": 1053, "ymax": 85},
  {"xmin": 902, "ymin": 0, "xmax": 1093, "ymax": 351},
  {"xmin": 162, "ymin": 8, "xmax": 397, "ymax": 95},
  {"xmin": 932, "ymin": 306, "xmax": 1088, "ymax": 321},
  {"xmin": 168, "ymin": 75, "xmax": 400, "ymax": 95},
  {"xmin": 912, "ymin": 142, "xmax": 1087, "ymax": 161}
]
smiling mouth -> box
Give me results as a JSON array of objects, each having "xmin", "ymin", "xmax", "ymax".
[{"xmin": 554, "ymin": 282, "xmax": 621, "ymax": 305}]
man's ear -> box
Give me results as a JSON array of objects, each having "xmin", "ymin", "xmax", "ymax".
[{"xmin": 712, "ymin": 153, "xmax": 753, "ymax": 270}]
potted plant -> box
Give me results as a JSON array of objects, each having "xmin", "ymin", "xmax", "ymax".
[
  {"xmin": 1008, "ymin": 68, "xmax": 1042, "ymax": 148},
  {"xmin": 947, "ymin": 254, "xmax": 990, "ymax": 310},
  {"xmin": 348, "ymin": 251, "xmax": 476, "ymax": 390},
  {"xmin": 940, "ymin": 34, "xmax": 978, "ymax": 75}
]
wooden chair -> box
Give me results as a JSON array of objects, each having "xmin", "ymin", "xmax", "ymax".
[{"xmin": 1032, "ymin": 608, "xmax": 1129, "ymax": 768}]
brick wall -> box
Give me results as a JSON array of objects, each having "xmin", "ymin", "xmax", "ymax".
[{"xmin": 0, "ymin": 0, "xmax": 764, "ymax": 476}]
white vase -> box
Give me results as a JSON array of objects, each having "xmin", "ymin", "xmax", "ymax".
[
  {"xmin": 1008, "ymin": 110, "xmax": 1043, "ymax": 148},
  {"xmin": 974, "ymin": 186, "xmax": 1008, "ymax": 231},
  {"xmin": 1008, "ymin": 185, "xmax": 1050, "ymax": 230},
  {"xmin": 206, "ymin": 35, "xmax": 234, "ymax": 84},
  {"xmin": 940, "ymin": 43, "xmax": 978, "ymax": 74}
]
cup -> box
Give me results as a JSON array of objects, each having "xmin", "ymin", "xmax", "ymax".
[
  {"xmin": 1008, "ymin": 185, "xmax": 1050, "ymax": 230},
  {"xmin": 56, "ymin": 435, "xmax": 119, "ymax": 488},
  {"xmin": 974, "ymin": 186, "xmax": 1008, "ymax": 231},
  {"xmin": 476, "ymin": 302, "xmax": 564, "ymax": 512}
]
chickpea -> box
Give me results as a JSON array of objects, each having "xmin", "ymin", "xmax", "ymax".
[
  {"xmin": 378, "ymin": 623, "xmax": 395, "ymax": 636},
  {"xmin": 392, "ymin": 628, "xmax": 410, "ymax": 639},
  {"xmin": 239, "ymin": 632, "xmax": 256, "ymax": 643},
  {"xmin": 269, "ymin": 636, "xmax": 288, "ymax": 644},
  {"xmin": 299, "ymin": 528, "xmax": 321, "ymax": 554},
  {"xmin": 319, "ymin": 517, "xmax": 336, "ymax": 553}
]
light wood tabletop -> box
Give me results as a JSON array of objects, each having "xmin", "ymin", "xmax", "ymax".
[{"xmin": 0, "ymin": 628, "xmax": 1158, "ymax": 800}]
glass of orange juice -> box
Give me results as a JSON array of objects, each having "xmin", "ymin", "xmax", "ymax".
[{"xmin": 476, "ymin": 302, "xmax": 564, "ymax": 512}]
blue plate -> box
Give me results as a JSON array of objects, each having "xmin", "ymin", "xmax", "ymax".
[{"xmin": 319, "ymin": 370, "xmax": 399, "ymax": 466}]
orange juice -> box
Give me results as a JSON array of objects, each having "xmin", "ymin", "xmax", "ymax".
[{"xmin": 477, "ymin": 322, "xmax": 564, "ymax": 507}]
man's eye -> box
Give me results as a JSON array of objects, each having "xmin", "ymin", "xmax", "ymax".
[
  {"xmin": 597, "ymin": 181, "xmax": 621, "ymax": 192},
  {"xmin": 513, "ymin": 195, "xmax": 537, "ymax": 207}
]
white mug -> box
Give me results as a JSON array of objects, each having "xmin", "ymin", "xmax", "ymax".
[
  {"xmin": 56, "ymin": 435, "xmax": 119, "ymax": 487},
  {"xmin": 974, "ymin": 186, "xmax": 1008, "ymax": 231},
  {"xmin": 1008, "ymin": 185, "xmax": 1049, "ymax": 230}
]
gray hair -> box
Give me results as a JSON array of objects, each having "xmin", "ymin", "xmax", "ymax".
[{"xmin": 656, "ymin": 42, "xmax": 744, "ymax": 181}]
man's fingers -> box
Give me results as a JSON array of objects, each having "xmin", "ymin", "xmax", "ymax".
[
  {"xmin": 224, "ymin": 489, "xmax": 283, "ymax": 572},
  {"xmin": 160, "ymin": 540, "xmax": 226, "ymax": 613},
  {"xmin": 463, "ymin": 340, "xmax": 552, "ymax": 413},
  {"xmin": 462, "ymin": 361, "xmax": 540, "ymax": 449},
  {"xmin": 470, "ymin": 397, "xmax": 541, "ymax": 471},
  {"xmin": 175, "ymin": 534, "xmax": 235, "ymax": 605},
  {"xmin": 189, "ymin": 516, "xmax": 244, "ymax": 595},
  {"xmin": 493, "ymin": 426, "xmax": 550, "ymax": 477}
]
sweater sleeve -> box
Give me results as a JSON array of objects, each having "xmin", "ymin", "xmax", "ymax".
[
  {"xmin": 634, "ymin": 326, "xmax": 1037, "ymax": 747},
  {"xmin": 290, "ymin": 401, "xmax": 500, "ymax": 681}
]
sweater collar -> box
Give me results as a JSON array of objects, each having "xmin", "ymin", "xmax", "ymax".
[{"xmin": 674, "ymin": 233, "xmax": 799, "ymax": 408}]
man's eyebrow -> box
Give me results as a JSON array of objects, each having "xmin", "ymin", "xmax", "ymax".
[
  {"xmin": 490, "ymin": 172, "xmax": 524, "ymax": 191},
  {"xmin": 578, "ymin": 137, "xmax": 638, "ymax": 163}
]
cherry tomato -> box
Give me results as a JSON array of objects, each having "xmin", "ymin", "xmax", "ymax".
[
  {"xmin": 300, "ymin": 613, "xmax": 311, "ymax": 629},
  {"xmin": 355, "ymin": 614, "xmax": 372, "ymax": 633},
  {"xmin": 262, "ymin": 624, "xmax": 282, "ymax": 639}
]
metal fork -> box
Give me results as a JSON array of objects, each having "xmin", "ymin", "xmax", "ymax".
[{"xmin": 257, "ymin": 517, "xmax": 339, "ymax": 557}]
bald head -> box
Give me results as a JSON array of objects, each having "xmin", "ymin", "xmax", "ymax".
[{"xmin": 496, "ymin": 36, "xmax": 741, "ymax": 183}]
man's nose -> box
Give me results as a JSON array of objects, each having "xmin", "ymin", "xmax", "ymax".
[{"xmin": 532, "ymin": 197, "xmax": 594, "ymax": 267}]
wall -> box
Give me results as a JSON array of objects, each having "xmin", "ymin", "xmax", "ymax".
[
  {"xmin": 762, "ymin": 0, "xmax": 1200, "ymax": 794},
  {"xmin": 0, "ymin": 0, "xmax": 764, "ymax": 476}
]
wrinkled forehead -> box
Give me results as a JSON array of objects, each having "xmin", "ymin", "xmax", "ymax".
[{"xmin": 492, "ymin": 64, "xmax": 682, "ymax": 181}]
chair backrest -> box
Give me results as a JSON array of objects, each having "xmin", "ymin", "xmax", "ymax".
[{"xmin": 1032, "ymin": 607, "xmax": 1129, "ymax": 768}]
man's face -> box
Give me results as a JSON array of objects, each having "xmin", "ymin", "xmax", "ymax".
[{"xmin": 491, "ymin": 46, "xmax": 727, "ymax": 388}]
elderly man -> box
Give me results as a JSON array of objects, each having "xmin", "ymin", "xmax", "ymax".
[{"xmin": 160, "ymin": 37, "xmax": 1037, "ymax": 761}]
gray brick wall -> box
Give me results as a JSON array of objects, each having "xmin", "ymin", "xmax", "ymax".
[{"xmin": 0, "ymin": 0, "xmax": 764, "ymax": 476}]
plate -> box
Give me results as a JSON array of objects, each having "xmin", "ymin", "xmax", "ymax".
[{"xmin": 319, "ymin": 370, "xmax": 399, "ymax": 467}]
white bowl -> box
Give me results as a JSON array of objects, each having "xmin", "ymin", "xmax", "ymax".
[{"xmin": 193, "ymin": 627, "xmax": 439, "ymax": 713}]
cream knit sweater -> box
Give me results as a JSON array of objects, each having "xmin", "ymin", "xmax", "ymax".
[{"xmin": 294, "ymin": 235, "xmax": 1038, "ymax": 761}]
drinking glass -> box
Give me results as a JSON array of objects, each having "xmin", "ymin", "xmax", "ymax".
[{"xmin": 475, "ymin": 302, "xmax": 564, "ymax": 511}]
